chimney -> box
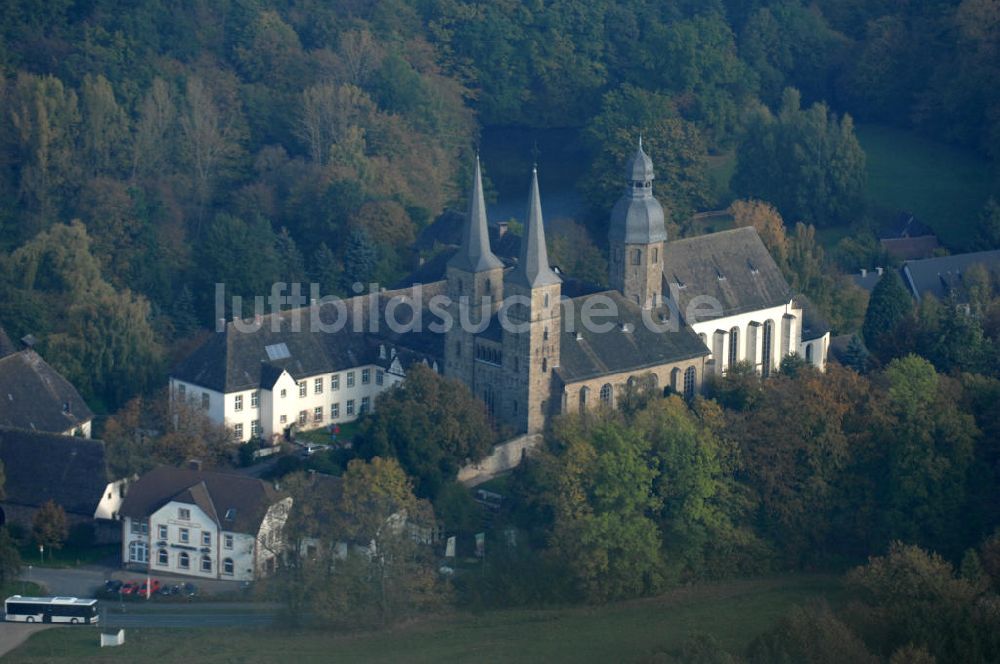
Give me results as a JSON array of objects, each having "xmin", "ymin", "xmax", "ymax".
[
  {"xmin": 217, "ymin": 318, "xmax": 226, "ymax": 332},
  {"xmin": 860, "ymin": 268, "xmax": 867, "ymax": 278},
  {"xmin": 497, "ymin": 221, "xmax": 508, "ymax": 238},
  {"xmin": 188, "ymin": 459, "xmax": 202, "ymax": 471},
  {"xmin": 876, "ymin": 267, "xmax": 884, "ymax": 276}
]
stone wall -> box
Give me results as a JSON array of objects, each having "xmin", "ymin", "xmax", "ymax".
[{"xmin": 457, "ymin": 433, "xmax": 543, "ymax": 487}]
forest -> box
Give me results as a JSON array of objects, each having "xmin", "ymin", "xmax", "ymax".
[
  {"xmin": 1, "ymin": 0, "xmax": 999, "ymax": 414},
  {"xmin": 1, "ymin": 1, "xmax": 1000, "ymax": 660}
]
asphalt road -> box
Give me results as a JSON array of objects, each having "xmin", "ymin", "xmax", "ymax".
[{"xmin": 20, "ymin": 565, "xmax": 107, "ymax": 597}]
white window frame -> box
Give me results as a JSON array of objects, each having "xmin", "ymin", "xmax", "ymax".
[
  {"xmin": 234, "ymin": 394, "xmax": 243, "ymax": 411},
  {"xmin": 314, "ymin": 377, "xmax": 323, "ymax": 395}
]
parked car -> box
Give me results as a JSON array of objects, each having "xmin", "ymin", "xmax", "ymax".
[
  {"xmin": 302, "ymin": 443, "xmax": 329, "ymax": 457},
  {"xmin": 104, "ymin": 579, "xmax": 123, "ymax": 594},
  {"xmin": 182, "ymin": 582, "xmax": 198, "ymax": 598},
  {"xmin": 119, "ymin": 581, "xmax": 139, "ymax": 596},
  {"xmin": 138, "ymin": 579, "xmax": 161, "ymax": 596}
]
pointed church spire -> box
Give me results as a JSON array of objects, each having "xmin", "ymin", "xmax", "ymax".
[
  {"xmin": 509, "ymin": 166, "xmax": 561, "ymax": 288},
  {"xmin": 449, "ymin": 154, "xmax": 504, "ymax": 273}
]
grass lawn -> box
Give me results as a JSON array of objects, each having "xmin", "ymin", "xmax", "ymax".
[
  {"xmin": 8, "ymin": 574, "xmax": 842, "ymax": 663},
  {"xmin": 856, "ymin": 123, "xmax": 996, "ymax": 250},
  {"xmin": 705, "ymin": 151, "xmax": 737, "ymax": 207},
  {"xmin": 0, "ymin": 580, "xmax": 43, "ymax": 597},
  {"xmin": 295, "ymin": 419, "xmax": 362, "ymax": 446}
]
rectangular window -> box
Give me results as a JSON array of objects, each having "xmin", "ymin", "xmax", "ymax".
[
  {"xmin": 346, "ymin": 400, "xmax": 355, "ymax": 416},
  {"xmin": 157, "ymin": 549, "xmax": 168, "ymax": 566},
  {"xmin": 158, "ymin": 525, "xmax": 167, "ymax": 540},
  {"xmin": 202, "ymin": 393, "xmax": 210, "ymax": 410},
  {"xmin": 331, "ymin": 403, "xmax": 339, "ymax": 419},
  {"xmin": 376, "ymin": 369, "xmax": 384, "ymax": 386},
  {"xmin": 234, "ymin": 394, "xmax": 243, "ymax": 411},
  {"xmin": 280, "ymin": 414, "xmax": 287, "ymax": 424},
  {"xmin": 178, "ymin": 508, "xmax": 190, "ymax": 521},
  {"xmin": 313, "ymin": 407, "xmax": 323, "ymax": 422},
  {"xmin": 280, "ymin": 389, "xmax": 287, "ymax": 398},
  {"xmin": 361, "ymin": 396, "xmax": 370, "ymax": 413},
  {"xmin": 250, "ymin": 420, "xmax": 260, "ymax": 437},
  {"xmin": 331, "ymin": 374, "xmax": 339, "ymax": 390},
  {"xmin": 251, "ymin": 390, "xmax": 259, "ymax": 409},
  {"xmin": 224, "ymin": 534, "xmax": 233, "ymax": 549},
  {"xmin": 202, "ymin": 531, "xmax": 211, "ymax": 547},
  {"xmin": 177, "ymin": 384, "xmax": 186, "ymax": 399},
  {"xmin": 130, "ymin": 520, "xmax": 148, "ymax": 535},
  {"xmin": 347, "ymin": 372, "xmax": 355, "ymax": 388},
  {"xmin": 179, "ymin": 527, "xmax": 189, "ymax": 543},
  {"xmin": 234, "ymin": 423, "xmax": 243, "ymax": 439},
  {"xmin": 314, "ymin": 378, "xmax": 323, "ymax": 395},
  {"xmin": 298, "ymin": 381, "xmax": 307, "ymax": 398},
  {"xmin": 201, "ymin": 556, "xmax": 212, "ymax": 572},
  {"xmin": 362, "ymin": 368, "xmax": 371, "ymax": 385},
  {"xmin": 298, "ymin": 410, "xmax": 307, "ymax": 425}
]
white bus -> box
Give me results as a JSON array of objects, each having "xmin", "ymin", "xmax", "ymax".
[{"xmin": 4, "ymin": 596, "xmax": 99, "ymax": 624}]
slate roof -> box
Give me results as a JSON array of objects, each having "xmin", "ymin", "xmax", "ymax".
[
  {"xmin": 881, "ymin": 212, "xmax": 935, "ymax": 240},
  {"xmin": 557, "ymin": 290, "xmax": 709, "ymax": 383},
  {"xmin": 795, "ymin": 295, "xmax": 831, "ymax": 342},
  {"xmin": 119, "ymin": 467, "xmax": 281, "ymax": 535},
  {"xmin": 507, "ymin": 168, "xmax": 561, "ymax": 289},
  {"xmin": 173, "ymin": 302, "xmax": 442, "ymax": 394},
  {"xmin": 661, "ymin": 227, "xmax": 793, "ymax": 319},
  {"xmin": 0, "ymin": 350, "xmax": 93, "ymax": 433},
  {"xmin": 0, "ymin": 427, "xmax": 110, "ymax": 517},
  {"xmin": 448, "ymin": 156, "xmax": 504, "ymax": 273},
  {"xmin": 880, "ymin": 236, "xmax": 940, "ymax": 261},
  {"xmin": 901, "ymin": 250, "xmax": 1000, "ymax": 301}
]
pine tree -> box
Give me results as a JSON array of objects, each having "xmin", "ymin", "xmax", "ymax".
[
  {"xmin": 863, "ymin": 270, "xmax": 912, "ymax": 361},
  {"xmin": 844, "ymin": 335, "xmax": 870, "ymax": 374},
  {"xmin": 342, "ymin": 228, "xmax": 377, "ymax": 290},
  {"xmin": 310, "ymin": 243, "xmax": 341, "ymax": 297}
]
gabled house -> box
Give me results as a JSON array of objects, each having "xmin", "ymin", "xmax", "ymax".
[
  {"xmin": 170, "ymin": 315, "xmax": 440, "ymax": 444},
  {"xmin": 119, "ymin": 467, "xmax": 291, "ymax": 581},
  {"xmin": 0, "ymin": 427, "xmax": 126, "ymax": 542},
  {"xmin": 0, "ymin": 329, "xmax": 93, "ymax": 437}
]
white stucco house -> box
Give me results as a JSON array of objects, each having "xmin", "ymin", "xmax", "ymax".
[
  {"xmin": 169, "ymin": 307, "xmax": 439, "ymax": 444},
  {"xmin": 119, "ymin": 467, "xmax": 291, "ymax": 581}
]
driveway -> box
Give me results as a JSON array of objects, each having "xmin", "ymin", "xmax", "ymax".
[
  {"xmin": 20, "ymin": 565, "xmax": 109, "ymax": 597},
  {"xmin": 20, "ymin": 564, "xmax": 256, "ymax": 598}
]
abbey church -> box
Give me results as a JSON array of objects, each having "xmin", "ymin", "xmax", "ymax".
[
  {"xmin": 443, "ymin": 143, "xmax": 829, "ymax": 434},
  {"xmin": 172, "ymin": 143, "xmax": 829, "ymax": 442}
]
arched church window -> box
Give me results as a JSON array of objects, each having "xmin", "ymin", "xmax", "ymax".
[
  {"xmin": 632, "ymin": 249, "xmax": 642, "ymax": 265},
  {"xmin": 579, "ymin": 387, "xmax": 589, "ymax": 411},
  {"xmin": 543, "ymin": 327, "xmax": 549, "ymax": 341},
  {"xmin": 544, "ymin": 293, "xmax": 550, "ymax": 308},
  {"xmin": 728, "ymin": 327, "xmax": 739, "ymax": 369},
  {"xmin": 652, "ymin": 248, "xmax": 658, "ymax": 263},
  {"xmin": 670, "ymin": 368, "xmax": 681, "ymax": 392},
  {"xmin": 805, "ymin": 343, "xmax": 813, "ymax": 363},
  {"xmin": 683, "ymin": 367, "xmax": 696, "ymax": 399},
  {"xmin": 542, "ymin": 358, "xmax": 547, "ymax": 373},
  {"xmin": 600, "ymin": 383, "xmax": 613, "ymax": 405},
  {"xmin": 762, "ymin": 320, "xmax": 774, "ymax": 377}
]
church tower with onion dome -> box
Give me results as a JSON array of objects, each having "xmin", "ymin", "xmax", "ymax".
[{"xmin": 608, "ymin": 138, "xmax": 668, "ymax": 309}]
